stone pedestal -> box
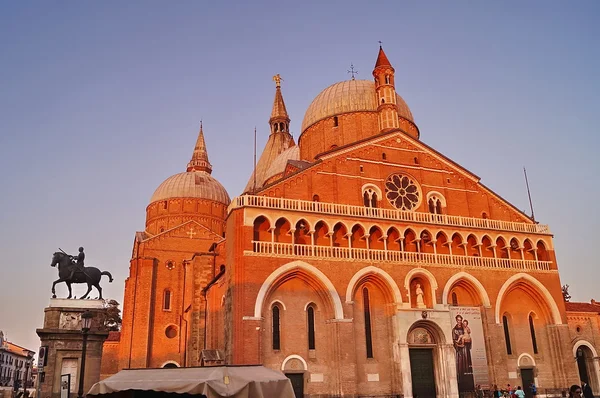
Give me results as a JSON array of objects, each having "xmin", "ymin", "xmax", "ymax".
[{"xmin": 36, "ymin": 299, "xmax": 109, "ymax": 398}]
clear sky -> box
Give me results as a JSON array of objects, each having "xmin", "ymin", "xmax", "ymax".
[{"xmin": 1, "ymin": 1, "xmax": 598, "ymax": 353}]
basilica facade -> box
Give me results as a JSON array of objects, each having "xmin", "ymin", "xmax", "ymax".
[{"xmin": 101, "ymin": 47, "xmax": 600, "ymax": 398}]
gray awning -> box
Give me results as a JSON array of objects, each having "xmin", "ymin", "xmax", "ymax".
[{"xmin": 88, "ymin": 366, "xmax": 295, "ymax": 398}]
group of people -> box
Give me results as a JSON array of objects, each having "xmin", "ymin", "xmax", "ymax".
[
  {"xmin": 569, "ymin": 381, "xmax": 595, "ymax": 398},
  {"xmin": 486, "ymin": 380, "xmax": 594, "ymax": 398},
  {"xmin": 490, "ymin": 383, "xmax": 530, "ymax": 398}
]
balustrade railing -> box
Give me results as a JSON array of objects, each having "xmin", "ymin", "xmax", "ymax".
[
  {"xmin": 230, "ymin": 195, "xmax": 551, "ymax": 235},
  {"xmin": 250, "ymin": 241, "xmax": 552, "ymax": 271}
]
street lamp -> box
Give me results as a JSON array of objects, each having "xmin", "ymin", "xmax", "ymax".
[{"xmin": 77, "ymin": 311, "xmax": 93, "ymax": 398}]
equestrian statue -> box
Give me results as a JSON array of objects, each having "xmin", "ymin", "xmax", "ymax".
[{"xmin": 50, "ymin": 247, "xmax": 113, "ymax": 300}]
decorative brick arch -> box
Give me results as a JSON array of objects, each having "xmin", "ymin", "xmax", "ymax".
[
  {"xmin": 494, "ymin": 273, "xmax": 562, "ymax": 324},
  {"xmin": 160, "ymin": 360, "xmax": 180, "ymax": 368},
  {"xmin": 404, "ymin": 267, "xmax": 438, "ymax": 305},
  {"xmin": 573, "ymin": 339, "xmax": 599, "ymax": 358},
  {"xmin": 345, "ymin": 266, "xmax": 402, "ymax": 304},
  {"xmin": 517, "ymin": 353, "xmax": 536, "ymax": 367},
  {"xmin": 253, "ymin": 260, "xmax": 344, "ymax": 320},
  {"xmin": 441, "ymin": 272, "xmax": 491, "ymax": 308},
  {"xmin": 281, "ymin": 354, "xmax": 308, "ymax": 371}
]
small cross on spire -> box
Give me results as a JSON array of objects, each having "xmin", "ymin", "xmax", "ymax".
[
  {"xmin": 378, "ymin": 40, "xmax": 383, "ymax": 47},
  {"xmin": 347, "ymin": 63, "xmax": 358, "ymax": 80}
]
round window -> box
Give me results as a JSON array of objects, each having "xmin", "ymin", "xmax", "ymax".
[
  {"xmin": 385, "ymin": 174, "xmax": 421, "ymax": 210},
  {"xmin": 165, "ymin": 325, "xmax": 178, "ymax": 339},
  {"xmin": 165, "ymin": 261, "xmax": 175, "ymax": 270}
]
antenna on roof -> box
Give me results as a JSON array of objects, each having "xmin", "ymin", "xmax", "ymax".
[
  {"xmin": 253, "ymin": 127, "xmax": 257, "ymax": 194},
  {"xmin": 523, "ymin": 167, "xmax": 536, "ymax": 222}
]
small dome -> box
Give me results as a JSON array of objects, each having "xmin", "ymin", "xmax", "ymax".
[
  {"xmin": 150, "ymin": 171, "xmax": 230, "ymax": 205},
  {"xmin": 264, "ymin": 146, "xmax": 300, "ymax": 183},
  {"xmin": 301, "ymin": 79, "xmax": 413, "ymax": 132}
]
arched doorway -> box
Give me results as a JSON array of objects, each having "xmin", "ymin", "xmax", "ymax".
[
  {"xmin": 406, "ymin": 321, "xmax": 451, "ymax": 398},
  {"xmin": 576, "ymin": 344, "xmax": 599, "ymax": 393}
]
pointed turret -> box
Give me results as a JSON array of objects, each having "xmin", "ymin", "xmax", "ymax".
[
  {"xmin": 373, "ymin": 45, "xmax": 400, "ymax": 133},
  {"xmin": 374, "ymin": 45, "xmax": 393, "ymax": 70},
  {"xmin": 269, "ymin": 74, "xmax": 291, "ymax": 135},
  {"xmin": 186, "ymin": 121, "xmax": 213, "ymax": 173},
  {"xmin": 244, "ymin": 75, "xmax": 296, "ymax": 193}
]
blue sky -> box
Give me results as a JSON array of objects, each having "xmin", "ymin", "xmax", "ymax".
[{"xmin": 0, "ymin": 1, "xmax": 598, "ymax": 353}]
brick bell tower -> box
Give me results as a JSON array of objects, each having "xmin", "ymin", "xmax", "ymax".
[{"xmin": 373, "ymin": 45, "xmax": 400, "ymax": 133}]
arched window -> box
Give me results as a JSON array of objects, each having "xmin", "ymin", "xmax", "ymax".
[
  {"xmin": 427, "ymin": 192, "xmax": 445, "ymax": 215},
  {"xmin": 307, "ymin": 306, "xmax": 316, "ymax": 350},
  {"xmin": 162, "ymin": 201, "xmax": 168, "ymax": 210},
  {"xmin": 163, "ymin": 290, "xmax": 171, "ymax": 311},
  {"xmin": 502, "ymin": 315, "xmax": 512, "ymax": 355},
  {"xmin": 333, "ymin": 116, "xmax": 339, "ymax": 127},
  {"xmin": 363, "ymin": 287, "xmax": 373, "ymax": 358},
  {"xmin": 529, "ymin": 315, "xmax": 538, "ymax": 354},
  {"xmin": 272, "ymin": 305, "xmax": 281, "ymax": 350},
  {"xmin": 382, "ymin": 153, "xmax": 387, "ymax": 160},
  {"xmin": 362, "ymin": 187, "xmax": 380, "ymax": 208},
  {"xmin": 385, "ymin": 75, "xmax": 390, "ymax": 84},
  {"xmin": 451, "ymin": 292, "xmax": 458, "ymax": 306}
]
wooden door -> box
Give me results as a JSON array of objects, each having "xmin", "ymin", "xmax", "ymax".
[
  {"xmin": 410, "ymin": 348, "xmax": 436, "ymax": 398},
  {"xmin": 521, "ymin": 368, "xmax": 534, "ymax": 398},
  {"xmin": 286, "ymin": 373, "xmax": 304, "ymax": 398}
]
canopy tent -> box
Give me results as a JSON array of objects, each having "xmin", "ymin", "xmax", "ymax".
[{"xmin": 87, "ymin": 366, "xmax": 296, "ymax": 398}]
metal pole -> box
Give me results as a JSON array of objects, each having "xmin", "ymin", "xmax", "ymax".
[
  {"xmin": 523, "ymin": 167, "xmax": 536, "ymax": 222},
  {"xmin": 34, "ymin": 369, "xmax": 42, "ymax": 398},
  {"xmin": 77, "ymin": 330, "xmax": 88, "ymax": 398}
]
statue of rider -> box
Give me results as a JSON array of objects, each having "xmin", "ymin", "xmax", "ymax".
[{"xmin": 68, "ymin": 247, "xmax": 85, "ymax": 280}]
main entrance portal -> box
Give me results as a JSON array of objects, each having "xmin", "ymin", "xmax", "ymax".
[{"xmin": 410, "ymin": 348, "xmax": 436, "ymax": 398}]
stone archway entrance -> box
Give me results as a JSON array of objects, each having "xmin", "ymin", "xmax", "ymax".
[
  {"xmin": 410, "ymin": 347, "xmax": 436, "ymax": 397},
  {"xmin": 407, "ymin": 325, "xmax": 439, "ymax": 398},
  {"xmin": 577, "ymin": 345, "xmax": 597, "ymax": 392}
]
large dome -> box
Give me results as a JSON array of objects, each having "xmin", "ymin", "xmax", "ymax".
[
  {"xmin": 301, "ymin": 79, "xmax": 413, "ymax": 132},
  {"xmin": 150, "ymin": 171, "xmax": 230, "ymax": 205}
]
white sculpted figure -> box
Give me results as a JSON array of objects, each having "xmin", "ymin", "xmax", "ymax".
[{"xmin": 415, "ymin": 283, "xmax": 426, "ymax": 308}]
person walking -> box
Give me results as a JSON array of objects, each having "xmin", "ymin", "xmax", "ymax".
[
  {"xmin": 581, "ymin": 380, "xmax": 594, "ymax": 398},
  {"xmin": 530, "ymin": 382, "xmax": 537, "ymax": 397}
]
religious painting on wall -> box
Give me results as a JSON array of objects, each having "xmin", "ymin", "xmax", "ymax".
[{"xmin": 449, "ymin": 306, "xmax": 490, "ymax": 392}]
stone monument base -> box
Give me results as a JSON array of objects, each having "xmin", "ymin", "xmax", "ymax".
[{"xmin": 36, "ymin": 299, "xmax": 109, "ymax": 398}]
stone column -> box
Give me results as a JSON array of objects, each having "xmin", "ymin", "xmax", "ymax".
[{"xmin": 36, "ymin": 299, "xmax": 109, "ymax": 398}]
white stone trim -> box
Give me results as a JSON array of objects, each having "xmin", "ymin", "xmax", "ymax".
[
  {"xmin": 316, "ymin": 170, "xmax": 383, "ymax": 182},
  {"xmin": 441, "ymin": 272, "xmax": 491, "ymax": 308},
  {"xmin": 345, "ymin": 266, "xmax": 402, "ymax": 305},
  {"xmin": 253, "ymin": 260, "xmax": 344, "ymax": 320},
  {"xmin": 404, "ymin": 268, "xmax": 438, "ymax": 306},
  {"xmin": 494, "ymin": 273, "xmax": 562, "ymax": 324},
  {"xmin": 281, "ymin": 354, "xmax": 308, "ymax": 371},
  {"xmin": 573, "ymin": 339, "xmax": 599, "ymax": 357},
  {"xmin": 426, "ymin": 191, "xmax": 447, "ymax": 207},
  {"xmin": 517, "ymin": 353, "xmax": 536, "ymax": 367},
  {"xmin": 160, "ymin": 360, "xmax": 180, "ymax": 368},
  {"xmin": 270, "ymin": 299, "xmax": 287, "ymax": 311},
  {"xmin": 361, "ymin": 183, "xmax": 383, "ymax": 201}
]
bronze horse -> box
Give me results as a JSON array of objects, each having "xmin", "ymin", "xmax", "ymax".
[{"xmin": 51, "ymin": 252, "xmax": 113, "ymax": 299}]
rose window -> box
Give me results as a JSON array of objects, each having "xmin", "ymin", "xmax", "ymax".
[{"xmin": 385, "ymin": 174, "xmax": 421, "ymax": 210}]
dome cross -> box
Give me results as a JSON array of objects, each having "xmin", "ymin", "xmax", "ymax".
[{"xmin": 347, "ymin": 63, "xmax": 358, "ymax": 80}]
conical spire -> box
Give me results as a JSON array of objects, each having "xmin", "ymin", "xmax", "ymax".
[
  {"xmin": 186, "ymin": 121, "xmax": 212, "ymax": 173},
  {"xmin": 269, "ymin": 74, "xmax": 290, "ymax": 134},
  {"xmin": 374, "ymin": 45, "xmax": 393, "ymax": 70}
]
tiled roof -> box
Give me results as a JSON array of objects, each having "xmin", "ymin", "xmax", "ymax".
[
  {"xmin": 565, "ymin": 300, "xmax": 600, "ymax": 313},
  {"xmin": 106, "ymin": 331, "xmax": 121, "ymax": 342},
  {"xmin": 150, "ymin": 171, "xmax": 230, "ymax": 205},
  {"xmin": 374, "ymin": 46, "xmax": 392, "ymax": 69},
  {"xmin": 301, "ymin": 79, "xmax": 413, "ymax": 132}
]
